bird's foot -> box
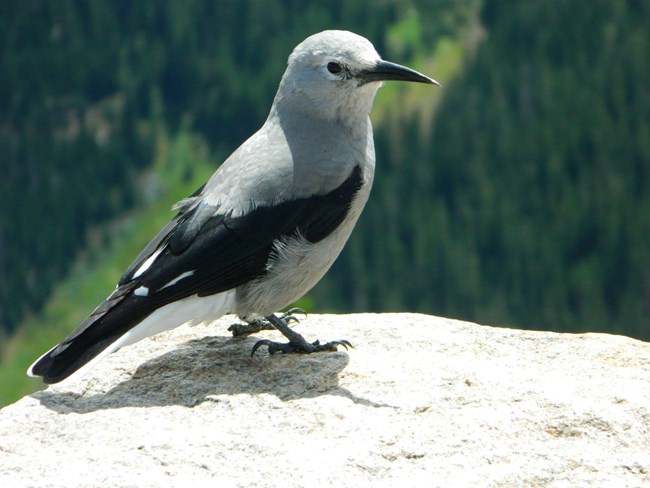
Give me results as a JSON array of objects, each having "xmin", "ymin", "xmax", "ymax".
[
  {"xmin": 250, "ymin": 312, "xmax": 352, "ymax": 356},
  {"xmin": 228, "ymin": 308, "xmax": 307, "ymax": 337},
  {"xmin": 251, "ymin": 338, "xmax": 352, "ymax": 356}
]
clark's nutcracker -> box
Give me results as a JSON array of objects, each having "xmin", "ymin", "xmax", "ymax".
[{"xmin": 28, "ymin": 30, "xmax": 438, "ymax": 384}]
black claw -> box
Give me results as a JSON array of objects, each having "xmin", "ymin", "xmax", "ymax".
[
  {"xmin": 279, "ymin": 308, "xmax": 308, "ymax": 324},
  {"xmin": 251, "ymin": 339, "xmax": 273, "ymax": 357},
  {"xmin": 330, "ymin": 340, "xmax": 353, "ymax": 350},
  {"xmin": 285, "ymin": 307, "xmax": 308, "ymax": 317},
  {"xmin": 283, "ymin": 315, "xmax": 300, "ymax": 325},
  {"xmin": 314, "ymin": 339, "xmax": 353, "ymax": 352}
]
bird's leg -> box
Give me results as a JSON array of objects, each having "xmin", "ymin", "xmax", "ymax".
[
  {"xmin": 251, "ymin": 313, "xmax": 352, "ymax": 356},
  {"xmin": 228, "ymin": 308, "xmax": 307, "ymax": 337}
]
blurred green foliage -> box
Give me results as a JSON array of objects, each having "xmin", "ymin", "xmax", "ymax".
[
  {"xmin": 314, "ymin": 0, "xmax": 650, "ymax": 341},
  {"xmin": 1, "ymin": 0, "xmax": 472, "ymax": 334},
  {"xmin": 1, "ymin": 0, "xmax": 648, "ymax": 405}
]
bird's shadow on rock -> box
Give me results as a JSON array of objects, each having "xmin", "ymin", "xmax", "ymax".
[{"xmin": 35, "ymin": 334, "xmax": 385, "ymax": 414}]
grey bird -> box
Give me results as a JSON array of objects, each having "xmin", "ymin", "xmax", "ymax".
[{"xmin": 28, "ymin": 30, "xmax": 438, "ymax": 385}]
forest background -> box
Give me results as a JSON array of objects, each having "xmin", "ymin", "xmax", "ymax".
[{"xmin": 1, "ymin": 0, "xmax": 648, "ymax": 405}]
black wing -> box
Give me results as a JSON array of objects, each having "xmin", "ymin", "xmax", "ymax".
[
  {"xmin": 129, "ymin": 164, "xmax": 363, "ymax": 301},
  {"xmin": 31, "ymin": 166, "xmax": 363, "ymax": 382}
]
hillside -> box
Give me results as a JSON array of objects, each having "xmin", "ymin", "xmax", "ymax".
[
  {"xmin": 0, "ymin": 131, "xmax": 219, "ymax": 404},
  {"xmin": 0, "ymin": 0, "xmax": 477, "ymax": 335},
  {"xmin": 0, "ymin": 1, "xmax": 478, "ymax": 404},
  {"xmin": 2, "ymin": 0, "xmax": 649, "ymax": 405},
  {"xmin": 313, "ymin": 0, "xmax": 650, "ymax": 338}
]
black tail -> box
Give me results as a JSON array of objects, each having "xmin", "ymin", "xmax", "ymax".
[
  {"xmin": 28, "ymin": 334, "xmax": 123, "ymax": 384},
  {"xmin": 28, "ymin": 281, "xmax": 150, "ymax": 384}
]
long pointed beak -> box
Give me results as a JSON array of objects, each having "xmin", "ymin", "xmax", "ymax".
[{"xmin": 359, "ymin": 60, "xmax": 440, "ymax": 86}]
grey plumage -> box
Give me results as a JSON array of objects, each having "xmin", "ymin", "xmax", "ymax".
[{"xmin": 28, "ymin": 30, "xmax": 438, "ymax": 384}]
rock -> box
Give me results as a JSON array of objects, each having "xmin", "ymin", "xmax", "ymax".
[{"xmin": 1, "ymin": 313, "xmax": 649, "ymax": 487}]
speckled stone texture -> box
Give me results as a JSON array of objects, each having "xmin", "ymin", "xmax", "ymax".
[{"xmin": 1, "ymin": 313, "xmax": 649, "ymax": 487}]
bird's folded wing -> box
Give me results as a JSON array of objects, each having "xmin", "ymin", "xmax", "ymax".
[{"xmin": 54, "ymin": 165, "xmax": 364, "ymax": 347}]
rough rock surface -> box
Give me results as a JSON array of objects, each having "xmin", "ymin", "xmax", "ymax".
[{"xmin": 1, "ymin": 313, "xmax": 649, "ymax": 487}]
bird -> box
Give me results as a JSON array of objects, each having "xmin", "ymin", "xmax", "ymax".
[{"xmin": 28, "ymin": 30, "xmax": 439, "ymax": 385}]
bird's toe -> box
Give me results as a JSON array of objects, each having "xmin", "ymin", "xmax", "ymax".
[
  {"xmin": 228, "ymin": 319, "xmax": 274, "ymax": 337},
  {"xmin": 279, "ymin": 307, "xmax": 308, "ymax": 324}
]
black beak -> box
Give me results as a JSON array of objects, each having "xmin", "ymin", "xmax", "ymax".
[{"xmin": 358, "ymin": 60, "xmax": 440, "ymax": 86}]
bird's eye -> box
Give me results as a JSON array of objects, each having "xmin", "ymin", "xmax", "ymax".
[{"xmin": 327, "ymin": 62, "xmax": 342, "ymax": 74}]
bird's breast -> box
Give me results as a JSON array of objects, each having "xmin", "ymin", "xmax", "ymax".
[{"xmin": 234, "ymin": 166, "xmax": 372, "ymax": 319}]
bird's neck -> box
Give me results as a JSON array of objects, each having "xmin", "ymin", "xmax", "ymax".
[{"xmin": 270, "ymin": 82, "xmax": 379, "ymax": 132}]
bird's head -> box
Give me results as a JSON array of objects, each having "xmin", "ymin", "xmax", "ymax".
[{"xmin": 274, "ymin": 30, "xmax": 439, "ymax": 124}]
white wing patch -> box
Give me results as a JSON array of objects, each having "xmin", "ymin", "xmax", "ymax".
[
  {"xmin": 160, "ymin": 270, "xmax": 195, "ymax": 290},
  {"xmin": 132, "ymin": 247, "xmax": 164, "ymax": 279},
  {"xmin": 134, "ymin": 286, "xmax": 149, "ymax": 297}
]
